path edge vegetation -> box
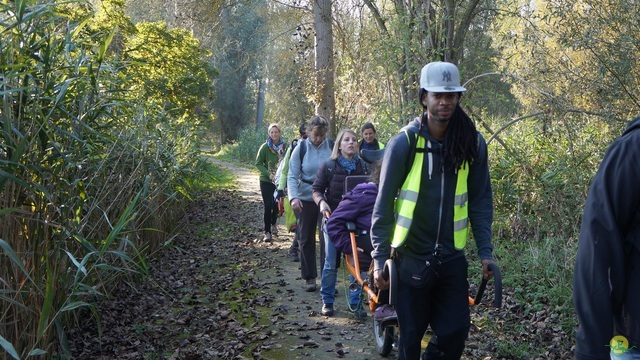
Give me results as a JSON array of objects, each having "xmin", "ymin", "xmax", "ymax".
[{"xmin": 0, "ymin": 1, "xmax": 218, "ymax": 358}]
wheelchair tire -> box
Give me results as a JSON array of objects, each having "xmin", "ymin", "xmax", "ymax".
[{"xmin": 373, "ymin": 318, "xmax": 394, "ymax": 357}]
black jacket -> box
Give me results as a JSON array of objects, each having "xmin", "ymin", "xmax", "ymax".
[
  {"xmin": 370, "ymin": 117, "xmax": 494, "ymax": 271},
  {"xmin": 312, "ymin": 157, "xmax": 368, "ymax": 210},
  {"xmin": 574, "ymin": 117, "xmax": 640, "ymax": 359}
]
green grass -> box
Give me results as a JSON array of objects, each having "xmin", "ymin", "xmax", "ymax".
[{"xmin": 190, "ymin": 160, "xmax": 236, "ymax": 191}]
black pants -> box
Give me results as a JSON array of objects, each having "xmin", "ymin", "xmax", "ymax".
[
  {"xmin": 259, "ymin": 180, "xmax": 278, "ymax": 233},
  {"xmin": 298, "ymin": 199, "xmax": 326, "ymax": 280},
  {"xmin": 396, "ymin": 255, "xmax": 470, "ymax": 360}
]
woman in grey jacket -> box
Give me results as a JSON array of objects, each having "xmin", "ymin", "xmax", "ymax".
[{"xmin": 287, "ymin": 115, "xmax": 333, "ymax": 292}]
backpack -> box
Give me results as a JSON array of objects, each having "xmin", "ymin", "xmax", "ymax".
[
  {"xmin": 298, "ymin": 137, "xmax": 335, "ymax": 163},
  {"xmin": 298, "ymin": 138, "xmax": 369, "ymax": 186}
]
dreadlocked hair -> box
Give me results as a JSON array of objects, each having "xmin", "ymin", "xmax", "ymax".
[{"xmin": 440, "ymin": 104, "xmax": 478, "ymax": 171}]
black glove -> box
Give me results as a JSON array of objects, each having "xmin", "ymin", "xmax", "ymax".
[{"xmin": 277, "ymin": 189, "xmax": 285, "ymax": 199}]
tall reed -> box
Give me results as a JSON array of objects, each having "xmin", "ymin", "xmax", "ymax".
[{"xmin": 1, "ymin": 1, "xmax": 208, "ymax": 358}]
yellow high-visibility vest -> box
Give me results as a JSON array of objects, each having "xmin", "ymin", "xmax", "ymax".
[{"xmin": 391, "ymin": 131, "xmax": 470, "ymax": 249}]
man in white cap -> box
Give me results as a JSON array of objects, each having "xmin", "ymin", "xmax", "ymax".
[{"xmin": 371, "ymin": 61, "xmax": 497, "ymax": 359}]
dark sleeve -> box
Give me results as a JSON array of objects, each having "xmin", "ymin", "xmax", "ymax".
[
  {"xmin": 467, "ymin": 133, "xmax": 494, "ymax": 261},
  {"xmin": 312, "ymin": 161, "xmax": 329, "ymax": 206},
  {"xmin": 370, "ymin": 132, "xmax": 411, "ymax": 270},
  {"xmin": 574, "ymin": 131, "xmax": 640, "ymax": 359}
]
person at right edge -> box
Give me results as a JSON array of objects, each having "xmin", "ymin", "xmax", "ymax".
[
  {"xmin": 573, "ymin": 116, "xmax": 640, "ymax": 360},
  {"xmin": 370, "ymin": 61, "xmax": 496, "ymax": 360}
]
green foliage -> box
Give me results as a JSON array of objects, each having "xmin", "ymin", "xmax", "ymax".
[
  {"xmin": 262, "ymin": 15, "xmax": 315, "ymax": 132},
  {"xmin": 215, "ymin": 125, "xmax": 284, "ymax": 166},
  {"xmin": 210, "ymin": 0, "xmax": 269, "ymax": 143},
  {"xmin": 189, "ymin": 161, "xmax": 235, "ymax": 192},
  {"xmin": 487, "ymin": 112, "xmax": 614, "ymax": 241},
  {"xmin": 124, "ymin": 21, "xmax": 216, "ymax": 124},
  {"xmin": 0, "ymin": 0, "xmax": 217, "ymax": 357}
]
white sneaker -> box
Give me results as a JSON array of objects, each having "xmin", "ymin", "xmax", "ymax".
[
  {"xmin": 263, "ymin": 232, "xmax": 272, "ymax": 242},
  {"xmin": 271, "ymin": 224, "xmax": 278, "ymax": 236}
]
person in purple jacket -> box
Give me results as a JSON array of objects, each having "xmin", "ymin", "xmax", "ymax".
[{"xmin": 325, "ymin": 149, "xmax": 396, "ymax": 321}]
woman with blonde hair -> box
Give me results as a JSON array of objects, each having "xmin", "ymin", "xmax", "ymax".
[
  {"xmin": 255, "ymin": 123, "xmax": 286, "ymax": 242},
  {"xmin": 312, "ymin": 128, "xmax": 372, "ymax": 318}
]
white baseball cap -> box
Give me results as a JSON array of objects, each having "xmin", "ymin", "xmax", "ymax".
[{"xmin": 419, "ymin": 61, "xmax": 467, "ymax": 93}]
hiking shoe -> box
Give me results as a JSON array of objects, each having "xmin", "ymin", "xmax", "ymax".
[
  {"xmin": 271, "ymin": 224, "xmax": 279, "ymax": 236},
  {"xmin": 289, "ymin": 248, "xmax": 300, "ymax": 262},
  {"xmin": 321, "ymin": 303, "xmax": 334, "ymax": 316},
  {"xmin": 304, "ymin": 279, "xmax": 317, "ymax": 292},
  {"xmin": 263, "ymin": 232, "xmax": 272, "ymax": 242},
  {"xmin": 374, "ymin": 304, "xmax": 397, "ymax": 321},
  {"xmin": 350, "ymin": 303, "xmax": 367, "ymax": 319}
]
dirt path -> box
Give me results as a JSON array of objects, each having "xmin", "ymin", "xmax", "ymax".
[
  {"xmin": 205, "ymin": 158, "xmax": 387, "ymax": 359},
  {"xmin": 68, "ymin": 158, "xmax": 386, "ymax": 360},
  {"xmin": 67, "ymin": 158, "xmax": 573, "ymax": 359}
]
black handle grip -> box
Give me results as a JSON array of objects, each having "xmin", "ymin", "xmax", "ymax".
[
  {"xmin": 383, "ymin": 259, "xmax": 397, "ymax": 306},
  {"xmin": 473, "ymin": 262, "xmax": 502, "ymax": 308}
]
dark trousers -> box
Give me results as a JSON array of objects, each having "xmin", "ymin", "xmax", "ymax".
[
  {"xmin": 298, "ymin": 200, "xmax": 326, "ymax": 280},
  {"xmin": 396, "ymin": 256, "xmax": 470, "ymax": 360},
  {"xmin": 259, "ymin": 180, "xmax": 278, "ymax": 233}
]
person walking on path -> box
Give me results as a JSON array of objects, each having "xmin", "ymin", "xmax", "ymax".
[
  {"xmin": 359, "ymin": 122, "xmax": 385, "ymax": 151},
  {"xmin": 277, "ymin": 122, "xmax": 308, "ymax": 262},
  {"xmin": 574, "ymin": 116, "xmax": 640, "ymax": 360},
  {"xmin": 287, "ymin": 115, "xmax": 333, "ymax": 292},
  {"xmin": 312, "ymin": 129, "xmax": 370, "ymax": 318},
  {"xmin": 370, "ymin": 61, "xmax": 496, "ymax": 359},
  {"xmin": 255, "ymin": 124, "xmax": 286, "ymax": 242}
]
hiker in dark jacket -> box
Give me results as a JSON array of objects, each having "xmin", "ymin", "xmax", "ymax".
[
  {"xmin": 325, "ymin": 151, "xmax": 396, "ymax": 321},
  {"xmin": 326, "ymin": 181, "xmax": 376, "ymax": 261},
  {"xmin": 312, "ymin": 129, "xmax": 370, "ymax": 318},
  {"xmin": 574, "ymin": 116, "xmax": 640, "ymax": 360},
  {"xmin": 370, "ymin": 61, "xmax": 495, "ymax": 359},
  {"xmin": 359, "ymin": 122, "xmax": 385, "ymax": 151}
]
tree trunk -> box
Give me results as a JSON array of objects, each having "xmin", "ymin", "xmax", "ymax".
[
  {"xmin": 256, "ymin": 78, "xmax": 266, "ymax": 128},
  {"xmin": 313, "ymin": 0, "xmax": 336, "ymax": 138},
  {"xmin": 363, "ymin": 0, "xmax": 409, "ymax": 119}
]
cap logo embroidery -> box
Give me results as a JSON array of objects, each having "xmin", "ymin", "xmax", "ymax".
[{"xmin": 442, "ymin": 70, "xmax": 452, "ymax": 82}]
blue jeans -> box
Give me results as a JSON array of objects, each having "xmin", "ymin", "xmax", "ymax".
[{"xmin": 320, "ymin": 233, "xmax": 338, "ymax": 305}]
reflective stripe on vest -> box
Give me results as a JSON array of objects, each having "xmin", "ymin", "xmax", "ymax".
[{"xmin": 391, "ymin": 132, "xmax": 470, "ymax": 250}]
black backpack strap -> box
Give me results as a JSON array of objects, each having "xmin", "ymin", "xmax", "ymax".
[
  {"xmin": 298, "ymin": 139, "xmax": 307, "ymax": 163},
  {"xmin": 403, "ymin": 128, "xmax": 419, "ymax": 180},
  {"xmin": 325, "ymin": 159, "xmax": 335, "ymax": 184}
]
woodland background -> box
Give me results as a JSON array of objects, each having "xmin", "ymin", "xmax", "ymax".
[{"xmin": 1, "ymin": 0, "xmax": 638, "ymax": 358}]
